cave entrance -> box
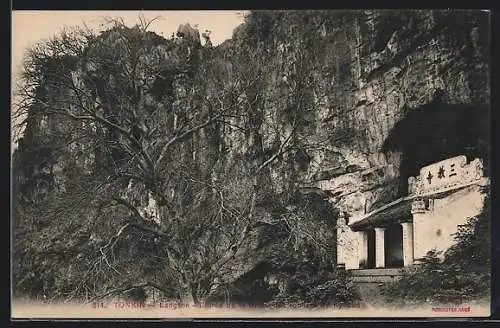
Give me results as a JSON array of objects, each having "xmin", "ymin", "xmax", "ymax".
[{"xmin": 382, "ymin": 100, "xmax": 490, "ymax": 196}]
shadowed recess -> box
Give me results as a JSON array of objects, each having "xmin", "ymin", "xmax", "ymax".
[{"xmin": 383, "ymin": 100, "xmax": 490, "ymax": 195}]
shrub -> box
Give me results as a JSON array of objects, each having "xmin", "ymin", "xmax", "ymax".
[{"xmin": 264, "ymin": 263, "xmax": 361, "ymax": 308}]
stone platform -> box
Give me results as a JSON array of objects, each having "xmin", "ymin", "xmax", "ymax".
[{"xmin": 349, "ymin": 268, "xmax": 405, "ymax": 283}]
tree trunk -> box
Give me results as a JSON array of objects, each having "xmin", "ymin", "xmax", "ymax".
[
  {"xmin": 179, "ymin": 283, "xmax": 200, "ymax": 306},
  {"xmin": 179, "ymin": 284, "xmax": 194, "ymax": 305},
  {"xmin": 248, "ymin": 175, "xmax": 260, "ymax": 221}
]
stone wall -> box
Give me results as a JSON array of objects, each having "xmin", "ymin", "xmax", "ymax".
[{"xmin": 337, "ymin": 221, "xmax": 361, "ymax": 269}]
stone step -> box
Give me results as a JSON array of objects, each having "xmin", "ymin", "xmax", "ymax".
[
  {"xmin": 349, "ymin": 268, "xmax": 405, "ymax": 283},
  {"xmin": 351, "ymin": 275, "xmax": 401, "ymax": 283},
  {"xmin": 349, "ymin": 268, "xmax": 405, "ymax": 276}
]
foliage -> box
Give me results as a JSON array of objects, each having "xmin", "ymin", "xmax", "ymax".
[
  {"xmin": 382, "ymin": 192, "xmax": 491, "ymax": 305},
  {"xmin": 255, "ymin": 192, "xmax": 361, "ymax": 309},
  {"xmin": 264, "ymin": 265, "xmax": 361, "ymax": 309}
]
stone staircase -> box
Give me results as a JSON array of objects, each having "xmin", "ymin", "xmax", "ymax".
[
  {"xmin": 349, "ymin": 268, "xmax": 406, "ymax": 306},
  {"xmin": 349, "ymin": 268, "xmax": 405, "ymax": 283}
]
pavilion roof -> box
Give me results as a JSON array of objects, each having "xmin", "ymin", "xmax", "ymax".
[
  {"xmin": 348, "ymin": 178, "xmax": 489, "ymax": 231},
  {"xmin": 348, "ymin": 197, "xmax": 413, "ymax": 231}
]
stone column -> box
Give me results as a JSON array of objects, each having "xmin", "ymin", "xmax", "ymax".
[
  {"xmin": 401, "ymin": 221, "xmax": 414, "ymax": 267},
  {"xmin": 411, "ymin": 199, "xmax": 428, "ymax": 261},
  {"xmin": 358, "ymin": 231, "xmax": 368, "ymax": 268},
  {"xmin": 374, "ymin": 227, "xmax": 385, "ymax": 268}
]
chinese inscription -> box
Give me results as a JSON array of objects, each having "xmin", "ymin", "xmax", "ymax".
[
  {"xmin": 408, "ymin": 156, "xmax": 485, "ymax": 196},
  {"xmin": 437, "ymin": 166, "xmax": 445, "ymax": 179},
  {"xmin": 449, "ymin": 163, "xmax": 456, "ymax": 177}
]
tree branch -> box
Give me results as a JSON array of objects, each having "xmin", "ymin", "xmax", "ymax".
[
  {"xmin": 257, "ymin": 119, "xmax": 300, "ymax": 173},
  {"xmin": 111, "ymin": 197, "xmax": 169, "ymax": 238},
  {"xmin": 155, "ymin": 111, "xmax": 224, "ymax": 166}
]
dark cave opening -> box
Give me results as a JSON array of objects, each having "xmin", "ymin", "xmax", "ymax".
[{"xmin": 382, "ymin": 100, "xmax": 490, "ymax": 197}]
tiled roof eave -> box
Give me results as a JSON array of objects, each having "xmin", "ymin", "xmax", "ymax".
[
  {"xmin": 348, "ymin": 197, "xmax": 413, "ymax": 231},
  {"xmin": 348, "ymin": 178, "xmax": 489, "ymax": 231}
]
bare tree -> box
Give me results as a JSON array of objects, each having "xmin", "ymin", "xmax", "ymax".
[
  {"xmin": 12, "ymin": 17, "xmax": 288, "ymax": 304},
  {"xmin": 13, "ymin": 14, "xmax": 337, "ymax": 305}
]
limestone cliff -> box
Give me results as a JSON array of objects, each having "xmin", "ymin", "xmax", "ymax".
[
  {"xmin": 222, "ymin": 10, "xmax": 489, "ymax": 222},
  {"xmin": 12, "ymin": 10, "xmax": 490, "ymax": 301}
]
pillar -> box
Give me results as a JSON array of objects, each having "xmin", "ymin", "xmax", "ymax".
[
  {"xmin": 374, "ymin": 227, "xmax": 385, "ymax": 268},
  {"xmin": 411, "ymin": 199, "xmax": 429, "ymax": 261},
  {"xmin": 401, "ymin": 221, "xmax": 414, "ymax": 267},
  {"xmin": 358, "ymin": 231, "xmax": 368, "ymax": 268}
]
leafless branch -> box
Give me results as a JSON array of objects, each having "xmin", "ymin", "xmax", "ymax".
[{"xmin": 155, "ymin": 111, "xmax": 225, "ymax": 166}]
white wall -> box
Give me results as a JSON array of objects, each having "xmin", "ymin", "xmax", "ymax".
[
  {"xmin": 413, "ymin": 184, "xmax": 486, "ymax": 260},
  {"xmin": 337, "ymin": 225, "xmax": 360, "ymax": 269}
]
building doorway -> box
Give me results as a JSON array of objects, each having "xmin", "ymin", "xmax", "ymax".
[
  {"xmin": 366, "ymin": 229, "xmax": 376, "ymax": 269},
  {"xmin": 384, "ymin": 224, "xmax": 404, "ymax": 268}
]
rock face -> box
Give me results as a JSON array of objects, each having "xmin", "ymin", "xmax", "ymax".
[
  {"xmin": 176, "ymin": 23, "xmax": 201, "ymax": 45},
  {"xmin": 227, "ymin": 10, "xmax": 489, "ymax": 221},
  {"xmin": 12, "ymin": 10, "xmax": 490, "ymax": 301},
  {"xmin": 226, "ymin": 11, "xmax": 489, "ymax": 272}
]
